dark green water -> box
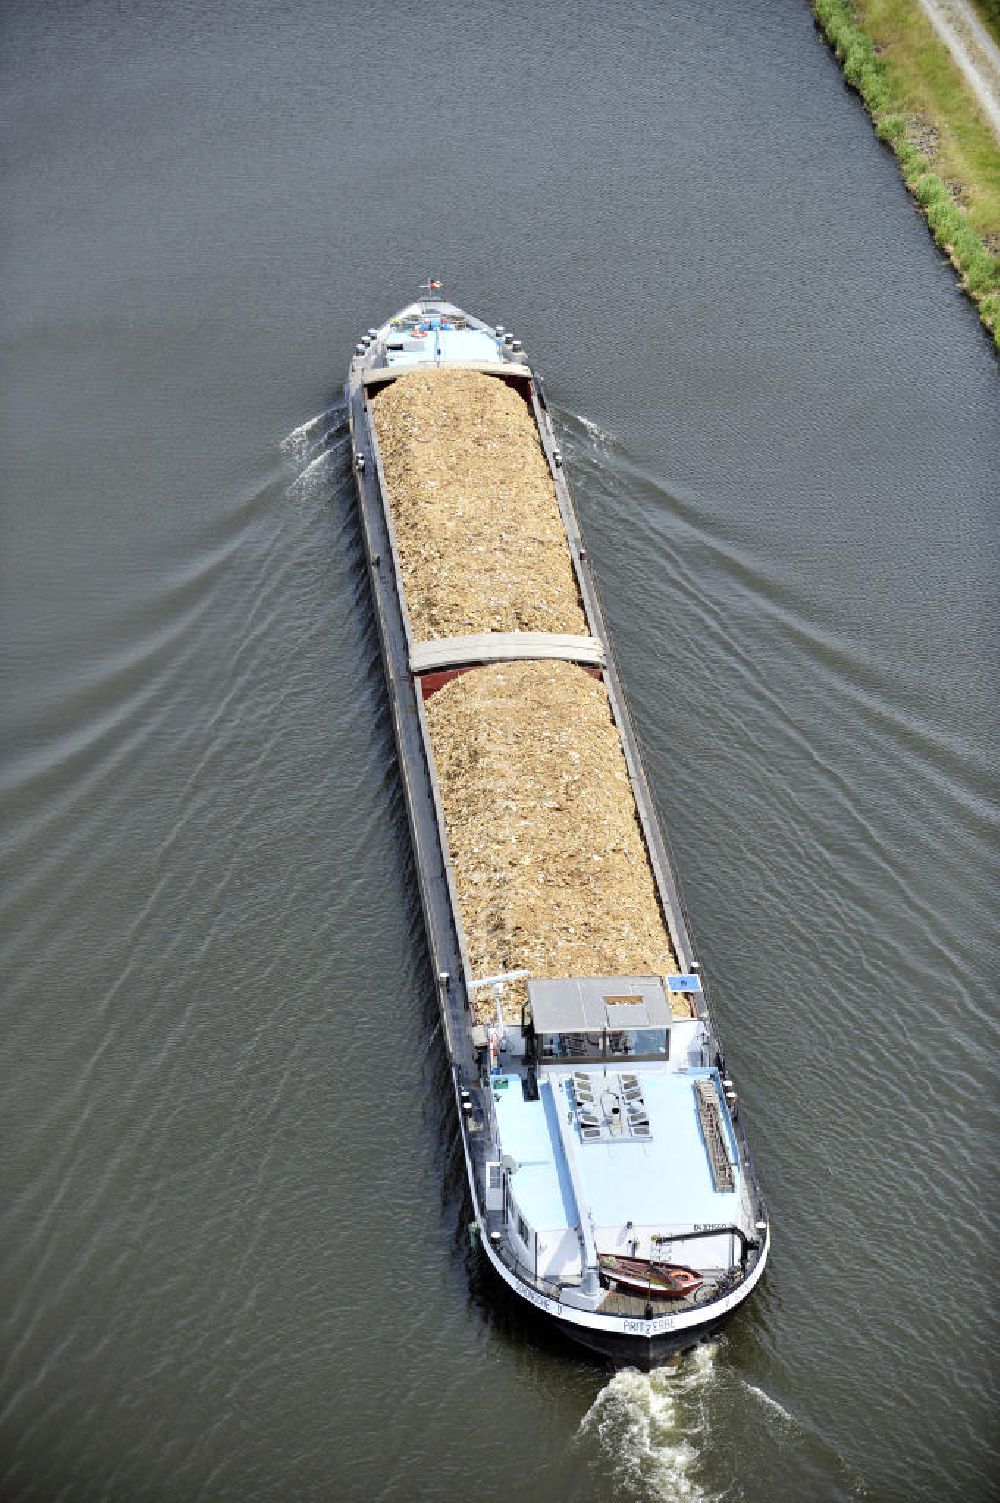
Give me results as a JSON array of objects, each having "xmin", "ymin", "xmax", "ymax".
[{"xmin": 2, "ymin": 2, "xmax": 998, "ymax": 1499}]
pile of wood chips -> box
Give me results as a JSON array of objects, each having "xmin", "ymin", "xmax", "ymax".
[
  {"xmin": 425, "ymin": 660, "xmax": 682, "ymax": 1022},
  {"xmin": 370, "ymin": 368, "xmax": 588, "ymax": 640}
]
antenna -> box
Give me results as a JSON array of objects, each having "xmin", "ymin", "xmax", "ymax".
[{"xmin": 468, "ymin": 969, "xmax": 530, "ymax": 1031}]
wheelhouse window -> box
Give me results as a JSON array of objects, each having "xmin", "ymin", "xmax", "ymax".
[
  {"xmin": 607, "ymin": 1027, "xmax": 668, "ymax": 1058},
  {"xmin": 539, "ymin": 1030, "xmax": 604, "ymax": 1060},
  {"xmin": 538, "ymin": 1028, "xmax": 668, "ymax": 1060}
]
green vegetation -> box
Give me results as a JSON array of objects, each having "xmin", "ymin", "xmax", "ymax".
[
  {"xmin": 813, "ymin": 0, "xmax": 1000, "ymax": 350},
  {"xmin": 970, "ymin": 1, "xmax": 1000, "ymax": 47}
]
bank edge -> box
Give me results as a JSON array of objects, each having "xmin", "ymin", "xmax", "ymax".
[{"xmin": 813, "ymin": 0, "xmax": 1000, "ymax": 353}]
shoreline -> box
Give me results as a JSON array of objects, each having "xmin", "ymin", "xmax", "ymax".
[{"xmin": 813, "ymin": 0, "xmax": 1000, "ymax": 351}]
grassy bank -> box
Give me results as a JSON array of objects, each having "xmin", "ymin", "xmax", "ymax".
[
  {"xmin": 971, "ymin": 1, "xmax": 1000, "ymax": 46},
  {"xmin": 813, "ymin": 0, "xmax": 1000, "ymax": 350}
]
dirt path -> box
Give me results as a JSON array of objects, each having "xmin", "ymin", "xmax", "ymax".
[{"xmin": 916, "ymin": 0, "xmax": 1000, "ymax": 144}]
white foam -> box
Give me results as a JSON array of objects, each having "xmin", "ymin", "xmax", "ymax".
[
  {"xmin": 578, "ymin": 1344, "xmax": 718, "ymax": 1502},
  {"xmin": 280, "ymin": 409, "xmax": 339, "ymax": 465},
  {"xmin": 744, "ymin": 1382, "xmax": 795, "ymax": 1424},
  {"xmin": 576, "ymin": 411, "xmax": 617, "ymax": 447},
  {"xmin": 280, "ymin": 409, "xmax": 349, "ymax": 504},
  {"xmin": 287, "ymin": 450, "xmax": 332, "ymax": 491},
  {"xmin": 281, "ymin": 408, "xmax": 327, "ymax": 459}
]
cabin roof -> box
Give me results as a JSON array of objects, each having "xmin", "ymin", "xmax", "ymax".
[{"xmin": 527, "ymin": 975, "xmax": 672, "ymax": 1034}]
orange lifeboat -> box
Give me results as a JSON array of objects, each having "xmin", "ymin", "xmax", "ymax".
[{"xmin": 598, "ymin": 1254, "xmax": 703, "ymax": 1299}]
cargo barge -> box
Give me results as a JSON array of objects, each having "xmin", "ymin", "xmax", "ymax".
[{"xmin": 345, "ymin": 289, "xmax": 769, "ymax": 1364}]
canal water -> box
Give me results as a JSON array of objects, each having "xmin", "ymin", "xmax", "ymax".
[{"xmin": 2, "ymin": 1, "xmax": 997, "ymax": 1499}]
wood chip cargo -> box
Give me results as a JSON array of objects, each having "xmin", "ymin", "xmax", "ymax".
[{"xmin": 371, "ymin": 368, "xmax": 682, "ymax": 1023}]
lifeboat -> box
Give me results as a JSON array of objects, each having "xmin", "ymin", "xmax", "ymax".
[{"xmin": 599, "ymin": 1254, "xmax": 703, "ymax": 1299}]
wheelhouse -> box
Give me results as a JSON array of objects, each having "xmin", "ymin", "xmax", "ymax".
[{"xmin": 528, "ymin": 975, "xmax": 672, "ymax": 1063}]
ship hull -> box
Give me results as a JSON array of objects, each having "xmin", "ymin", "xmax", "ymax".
[{"xmin": 344, "ymin": 298, "xmax": 769, "ymax": 1362}]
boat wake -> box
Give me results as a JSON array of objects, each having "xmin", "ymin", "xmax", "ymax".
[
  {"xmin": 578, "ymin": 1347, "xmax": 870, "ymax": 1501},
  {"xmin": 279, "ymin": 405, "xmax": 350, "ymax": 517},
  {"xmin": 280, "ymin": 404, "xmax": 347, "ymax": 470},
  {"xmin": 743, "ymin": 1381, "xmax": 795, "ymax": 1424},
  {"xmin": 572, "ymin": 409, "xmax": 619, "ymax": 451},
  {"xmin": 577, "ymin": 1344, "xmax": 718, "ymax": 1503}
]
